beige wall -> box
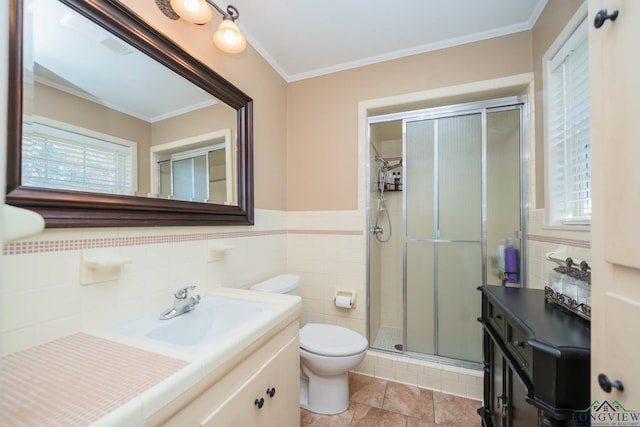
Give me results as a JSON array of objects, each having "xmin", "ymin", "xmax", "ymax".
[
  {"xmin": 286, "ymin": 31, "xmax": 532, "ymax": 211},
  {"xmin": 285, "ymin": 0, "xmax": 584, "ymax": 212},
  {"xmin": 152, "ymin": 103, "xmax": 236, "ymax": 146},
  {"xmin": 531, "ymin": 0, "xmax": 585, "ymax": 208}
]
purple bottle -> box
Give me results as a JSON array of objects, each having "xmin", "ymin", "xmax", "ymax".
[{"xmin": 504, "ymin": 244, "xmax": 519, "ymax": 283}]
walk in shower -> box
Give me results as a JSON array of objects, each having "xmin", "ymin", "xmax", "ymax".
[{"xmin": 367, "ymin": 97, "xmax": 526, "ymax": 365}]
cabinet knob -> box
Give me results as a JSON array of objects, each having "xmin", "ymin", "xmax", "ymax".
[
  {"xmin": 497, "ymin": 395, "xmax": 505, "ymax": 409},
  {"xmin": 594, "ymin": 9, "xmax": 619, "ymax": 29},
  {"xmin": 513, "ymin": 340, "xmax": 526, "ymax": 348},
  {"xmin": 598, "ymin": 373, "xmax": 624, "ymax": 393},
  {"xmin": 254, "ymin": 397, "xmax": 265, "ymax": 408},
  {"xmin": 266, "ymin": 387, "xmax": 276, "ymax": 398}
]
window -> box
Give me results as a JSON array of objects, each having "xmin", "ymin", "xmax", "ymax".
[
  {"xmin": 545, "ymin": 18, "xmax": 590, "ymax": 226},
  {"xmin": 156, "ymin": 145, "xmax": 227, "ymax": 203},
  {"xmin": 150, "ymin": 129, "xmax": 233, "ymax": 205},
  {"xmin": 22, "ymin": 122, "xmax": 137, "ymax": 195}
]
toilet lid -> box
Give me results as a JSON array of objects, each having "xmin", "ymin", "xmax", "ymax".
[
  {"xmin": 299, "ymin": 323, "xmax": 368, "ymax": 357},
  {"xmin": 250, "ymin": 274, "xmax": 300, "ymax": 294}
]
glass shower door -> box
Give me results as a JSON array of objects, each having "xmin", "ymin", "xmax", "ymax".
[
  {"xmin": 405, "ymin": 119, "xmax": 435, "ymax": 355},
  {"xmin": 405, "ymin": 113, "xmax": 483, "ymax": 363}
]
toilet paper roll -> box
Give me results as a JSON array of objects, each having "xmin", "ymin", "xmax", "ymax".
[{"xmin": 335, "ymin": 295, "xmax": 352, "ymax": 308}]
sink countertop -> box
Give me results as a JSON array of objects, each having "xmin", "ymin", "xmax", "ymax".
[{"xmin": 0, "ymin": 287, "xmax": 302, "ymax": 427}]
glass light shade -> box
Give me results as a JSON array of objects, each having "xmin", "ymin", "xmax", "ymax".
[
  {"xmin": 170, "ymin": 0, "xmax": 213, "ymax": 25},
  {"xmin": 213, "ymin": 20, "xmax": 247, "ymax": 53}
]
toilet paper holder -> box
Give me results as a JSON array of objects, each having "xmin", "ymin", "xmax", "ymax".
[{"xmin": 334, "ymin": 289, "xmax": 356, "ymax": 309}]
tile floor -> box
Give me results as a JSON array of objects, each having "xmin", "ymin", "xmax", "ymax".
[{"xmin": 300, "ymin": 373, "xmax": 482, "ymax": 427}]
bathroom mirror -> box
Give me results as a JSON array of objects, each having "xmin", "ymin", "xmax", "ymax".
[{"xmin": 6, "ymin": 0, "xmax": 254, "ymax": 227}]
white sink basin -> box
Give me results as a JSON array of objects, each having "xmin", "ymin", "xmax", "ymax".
[{"xmin": 111, "ymin": 296, "xmax": 269, "ymax": 351}]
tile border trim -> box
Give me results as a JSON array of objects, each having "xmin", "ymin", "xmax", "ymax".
[
  {"xmin": 3, "ymin": 229, "xmax": 364, "ymax": 255},
  {"xmin": 5, "ymin": 230, "xmax": 585, "ymax": 255},
  {"xmin": 527, "ymin": 234, "xmax": 590, "ymax": 249}
]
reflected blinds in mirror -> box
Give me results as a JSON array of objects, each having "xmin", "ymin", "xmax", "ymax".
[{"xmin": 22, "ymin": 122, "xmax": 135, "ymax": 195}]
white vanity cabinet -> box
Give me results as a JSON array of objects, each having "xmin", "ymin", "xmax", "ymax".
[
  {"xmin": 144, "ymin": 321, "xmax": 300, "ymax": 427},
  {"xmin": 201, "ymin": 336, "xmax": 299, "ymax": 426}
]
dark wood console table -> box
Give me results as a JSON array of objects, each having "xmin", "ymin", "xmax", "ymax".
[{"xmin": 478, "ymin": 285, "xmax": 590, "ymax": 427}]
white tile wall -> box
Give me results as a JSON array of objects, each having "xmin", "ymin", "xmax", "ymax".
[
  {"xmin": 286, "ymin": 210, "xmax": 367, "ymax": 336},
  {"xmin": 2, "ymin": 205, "xmax": 590, "ymax": 400},
  {"xmin": 1, "ymin": 209, "xmax": 287, "ymax": 355},
  {"xmin": 526, "ymin": 208, "xmax": 591, "ymax": 289}
]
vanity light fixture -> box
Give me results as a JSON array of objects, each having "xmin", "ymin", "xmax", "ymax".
[{"xmin": 156, "ymin": 0, "xmax": 247, "ymax": 53}]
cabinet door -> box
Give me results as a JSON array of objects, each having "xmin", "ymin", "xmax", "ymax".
[
  {"xmin": 490, "ymin": 338, "xmax": 537, "ymax": 427},
  {"xmin": 490, "ymin": 339, "xmax": 505, "ymax": 427},
  {"xmin": 201, "ymin": 337, "xmax": 300, "ymax": 427},
  {"xmin": 507, "ymin": 367, "xmax": 537, "ymax": 427},
  {"xmin": 591, "ymin": 0, "xmax": 640, "ymax": 269},
  {"xmin": 590, "ymin": 0, "xmax": 640, "ymax": 415},
  {"xmin": 258, "ymin": 336, "xmax": 301, "ymax": 427}
]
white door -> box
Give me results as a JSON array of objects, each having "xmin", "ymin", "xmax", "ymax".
[{"xmin": 590, "ymin": 0, "xmax": 640, "ymax": 416}]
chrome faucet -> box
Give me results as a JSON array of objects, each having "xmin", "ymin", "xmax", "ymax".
[{"xmin": 159, "ymin": 285, "xmax": 201, "ymax": 320}]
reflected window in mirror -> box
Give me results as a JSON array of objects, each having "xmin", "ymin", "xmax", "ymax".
[
  {"xmin": 151, "ymin": 128, "xmax": 234, "ymax": 205},
  {"xmin": 22, "ymin": 119, "xmax": 137, "ymax": 196}
]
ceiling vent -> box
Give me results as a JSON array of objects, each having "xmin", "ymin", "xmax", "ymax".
[{"xmin": 100, "ymin": 37, "xmax": 134, "ymax": 56}]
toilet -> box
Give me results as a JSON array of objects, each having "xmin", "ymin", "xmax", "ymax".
[{"xmin": 250, "ymin": 274, "xmax": 368, "ymax": 415}]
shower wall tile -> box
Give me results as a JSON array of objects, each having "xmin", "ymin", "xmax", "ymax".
[
  {"xmin": 353, "ymin": 350, "xmax": 483, "ymax": 401},
  {"xmin": 418, "ymin": 366, "xmax": 443, "ymax": 391},
  {"xmin": 395, "ymin": 367, "xmax": 419, "ymax": 386},
  {"xmin": 441, "ymin": 377, "xmax": 468, "ymax": 397}
]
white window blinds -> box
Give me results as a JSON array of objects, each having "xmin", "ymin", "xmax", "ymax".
[
  {"xmin": 22, "ymin": 123, "xmax": 136, "ymax": 196},
  {"xmin": 547, "ymin": 19, "xmax": 590, "ymax": 224}
]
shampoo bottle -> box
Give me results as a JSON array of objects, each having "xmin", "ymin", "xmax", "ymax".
[{"xmin": 504, "ymin": 239, "xmax": 520, "ymax": 283}]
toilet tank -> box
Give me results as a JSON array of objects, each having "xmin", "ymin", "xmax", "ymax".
[{"xmin": 250, "ymin": 274, "xmax": 300, "ymax": 296}]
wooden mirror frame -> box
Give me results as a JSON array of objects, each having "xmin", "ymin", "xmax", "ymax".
[{"xmin": 6, "ymin": 0, "xmax": 254, "ymax": 227}]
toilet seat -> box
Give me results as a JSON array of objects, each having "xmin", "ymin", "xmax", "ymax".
[{"xmin": 300, "ymin": 323, "xmax": 368, "ymax": 357}]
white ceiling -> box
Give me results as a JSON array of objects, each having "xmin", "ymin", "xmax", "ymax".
[
  {"xmin": 29, "ymin": 0, "xmax": 549, "ymax": 120},
  {"xmin": 229, "ymin": 0, "xmax": 548, "ymax": 82}
]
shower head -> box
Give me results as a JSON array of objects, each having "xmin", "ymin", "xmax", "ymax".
[
  {"xmin": 385, "ymin": 159, "xmax": 402, "ymax": 171},
  {"xmin": 372, "ymin": 156, "xmax": 403, "ymax": 172},
  {"xmin": 372, "ymin": 156, "xmax": 391, "ymax": 169}
]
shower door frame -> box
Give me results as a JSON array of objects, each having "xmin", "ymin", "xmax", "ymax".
[{"xmin": 366, "ymin": 96, "xmax": 528, "ymax": 366}]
